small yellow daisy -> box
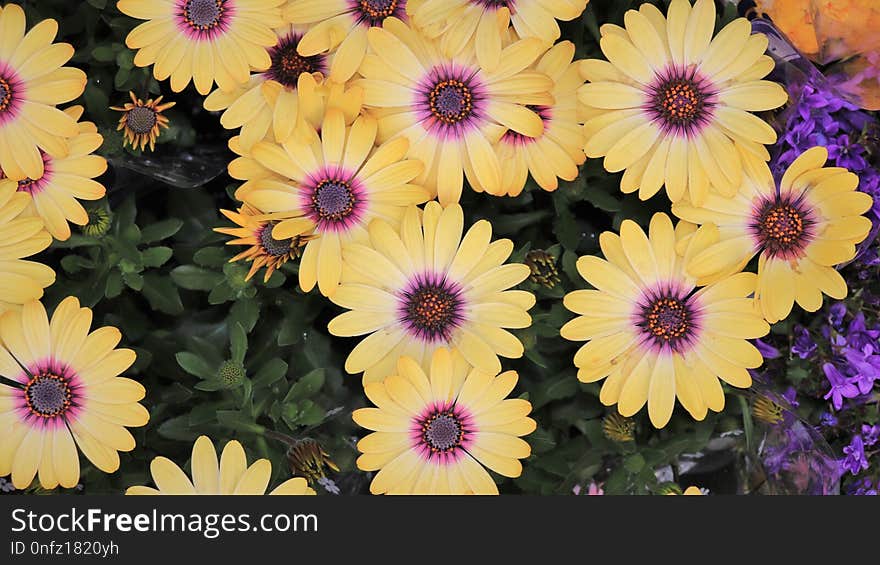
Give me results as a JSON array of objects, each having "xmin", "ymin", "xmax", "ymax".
[
  {"xmin": 236, "ymin": 108, "xmax": 431, "ymax": 296},
  {"xmin": 328, "ymin": 202, "xmax": 535, "ymax": 383},
  {"xmin": 579, "ymin": 0, "xmax": 787, "ymax": 205},
  {"xmin": 493, "ymin": 40, "xmax": 586, "ymax": 196},
  {"xmin": 117, "ymin": 0, "xmax": 285, "ymax": 94},
  {"xmin": 354, "ymin": 17, "xmax": 554, "ymax": 204},
  {"xmin": 672, "ymin": 146, "xmax": 873, "ymax": 323},
  {"xmin": 214, "ymin": 202, "xmax": 312, "ymax": 283},
  {"xmin": 126, "ymin": 435, "xmax": 315, "ymax": 495},
  {"xmin": 353, "ymin": 348, "xmax": 536, "ymax": 494},
  {"xmin": 561, "ymin": 213, "xmax": 770, "ymax": 428},
  {"xmin": 111, "ymin": 92, "xmax": 176, "ymax": 151},
  {"xmin": 204, "ymin": 25, "xmax": 364, "ymax": 151},
  {"xmin": 0, "ymin": 297, "xmax": 149, "ymax": 490},
  {"xmin": 0, "ymin": 4, "xmax": 87, "ymax": 181},
  {"xmin": 284, "ymin": 0, "xmax": 408, "ymax": 82},
  {"xmin": 1, "ymin": 106, "xmax": 107, "ymax": 241}
]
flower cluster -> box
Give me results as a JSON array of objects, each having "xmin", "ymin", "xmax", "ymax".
[{"xmin": 4, "ymin": 0, "xmax": 877, "ymax": 496}]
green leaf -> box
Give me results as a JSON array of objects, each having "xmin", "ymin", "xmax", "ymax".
[
  {"xmin": 284, "ymin": 369, "xmax": 325, "ymax": 404},
  {"xmin": 141, "ymin": 219, "xmax": 183, "ymax": 243},
  {"xmin": 229, "ymin": 297, "xmax": 260, "ymax": 333},
  {"xmin": 104, "ymin": 270, "xmax": 123, "ymax": 298},
  {"xmin": 208, "ymin": 282, "xmax": 234, "ymax": 304},
  {"xmin": 170, "ymin": 265, "xmax": 223, "ymax": 290},
  {"xmin": 141, "ymin": 273, "xmax": 184, "ymax": 315},
  {"xmin": 142, "ymin": 246, "xmax": 173, "ymax": 268},
  {"xmin": 175, "ymin": 352, "xmax": 215, "ymax": 380},
  {"xmin": 122, "ymin": 271, "xmax": 144, "ymax": 291},
  {"xmin": 229, "ymin": 322, "xmax": 248, "ymax": 364},
  {"xmin": 527, "ymin": 428, "xmax": 557, "ymax": 454},
  {"xmin": 253, "ymin": 359, "xmax": 288, "ymax": 388},
  {"xmin": 91, "ymin": 45, "xmax": 115, "ymax": 62},
  {"xmin": 157, "ymin": 415, "xmax": 200, "ymax": 442},
  {"xmin": 193, "ymin": 246, "xmax": 229, "ymax": 267},
  {"xmin": 216, "ymin": 410, "xmax": 265, "ymax": 434},
  {"xmin": 624, "ymin": 453, "xmax": 646, "ymax": 474}
]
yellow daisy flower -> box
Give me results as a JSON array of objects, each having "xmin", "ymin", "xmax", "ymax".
[
  {"xmin": 0, "ymin": 4, "xmax": 87, "ymax": 181},
  {"xmin": 283, "ymin": 0, "xmax": 408, "ymax": 83},
  {"xmin": 0, "ymin": 184, "xmax": 54, "ymax": 313},
  {"xmin": 214, "ymin": 202, "xmax": 312, "ymax": 283},
  {"xmin": 204, "ymin": 25, "xmax": 364, "ymax": 151},
  {"xmin": 1, "ymin": 106, "xmax": 107, "ymax": 241},
  {"xmin": 111, "ymin": 92, "xmax": 175, "ymax": 152},
  {"xmin": 408, "ymin": 0, "xmax": 590, "ymax": 70},
  {"xmin": 0, "ymin": 297, "xmax": 149, "ymax": 490},
  {"xmin": 493, "ymin": 40, "xmax": 586, "ymax": 196},
  {"xmin": 117, "ymin": 0, "xmax": 285, "ymax": 95},
  {"xmin": 353, "ymin": 348, "xmax": 536, "ymax": 494},
  {"xmin": 236, "ymin": 108, "xmax": 431, "ymax": 296},
  {"xmin": 328, "ymin": 202, "xmax": 535, "ymax": 383},
  {"xmin": 126, "ymin": 435, "xmax": 315, "ymax": 495},
  {"xmin": 354, "ymin": 17, "xmax": 554, "ymax": 204},
  {"xmin": 560, "ymin": 212, "xmax": 770, "ymax": 428},
  {"xmin": 579, "ymin": 0, "xmax": 788, "ymax": 205},
  {"xmin": 672, "ymin": 146, "xmax": 874, "ymax": 324}
]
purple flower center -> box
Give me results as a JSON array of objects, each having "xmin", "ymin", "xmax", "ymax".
[
  {"xmin": 751, "ymin": 196, "xmax": 815, "ymax": 260},
  {"xmin": 0, "ymin": 77, "xmax": 11, "ymax": 114},
  {"xmin": 25, "ymin": 374, "xmax": 72, "ymax": 418},
  {"xmin": 313, "ymin": 180, "xmax": 355, "ymax": 222},
  {"xmin": 646, "ymin": 68, "xmax": 717, "ymax": 137},
  {"xmin": 126, "ymin": 106, "xmax": 158, "ymax": 135},
  {"xmin": 259, "ymin": 223, "xmax": 292, "ymax": 257},
  {"xmin": 269, "ymin": 34, "xmax": 326, "ymax": 88},
  {"xmin": 635, "ymin": 285, "xmax": 701, "ymax": 353},
  {"xmin": 645, "ymin": 297, "xmax": 690, "ymax": 342},
  {"xmin": 352, "ymin": 0, "xmax": 405, "ymax": 26},
  {"xmin": 430, "ymin": 80, "xmax": 473, "ymax": 125},
  {"xmin": 422, "ymin": 413, "xmax": 463, "ymax": 451},
  {"xmin": 183, "ymin": 0, "xmax": 223, "ymax": 28},
  {"xmin": 399, "ymin": 274, "xmax": 463, "ymax": 342}
]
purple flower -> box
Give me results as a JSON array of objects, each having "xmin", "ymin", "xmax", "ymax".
[
  {"xmin": 828, "ymin": 302, "xmax": 847, "ymax": 328},
  {"xmin": 863, "ymin": 425, "xmax": 880, "ymax": 447},
  {"xmin": 846, "ymin": 313, "xmax": 880, "ymax": 351},
  {"xmin": 819, "ymin": 412, "xmax": 839, "ymax": 428},
  {"xmin": 754, "ymin": 339, "xmax": 781, "ymax": 359},
  {"xmin": 846, "ymin": 477, "xmax": 878, "ymax": 495},
  {"xmin": 792, "ymin": 326, "xmax": 817, "ymax": 359},
  {"xmin": 841, "ymin": 435, "xmax": 869, "ymax": 476},
  {"xmin": 782, "ymin": 387, "xmax": 799, "ymax": 408},
  {"xmin": 822, "ymin": 363, "xmax": 861, "ymax": 411},
  {"xmin": 827, "ymin": 134, "xmax": 869, "ymax": 171},
  {"xmin": 843, "ymin": 346, "xmax": 880, "ymax": 394}
]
